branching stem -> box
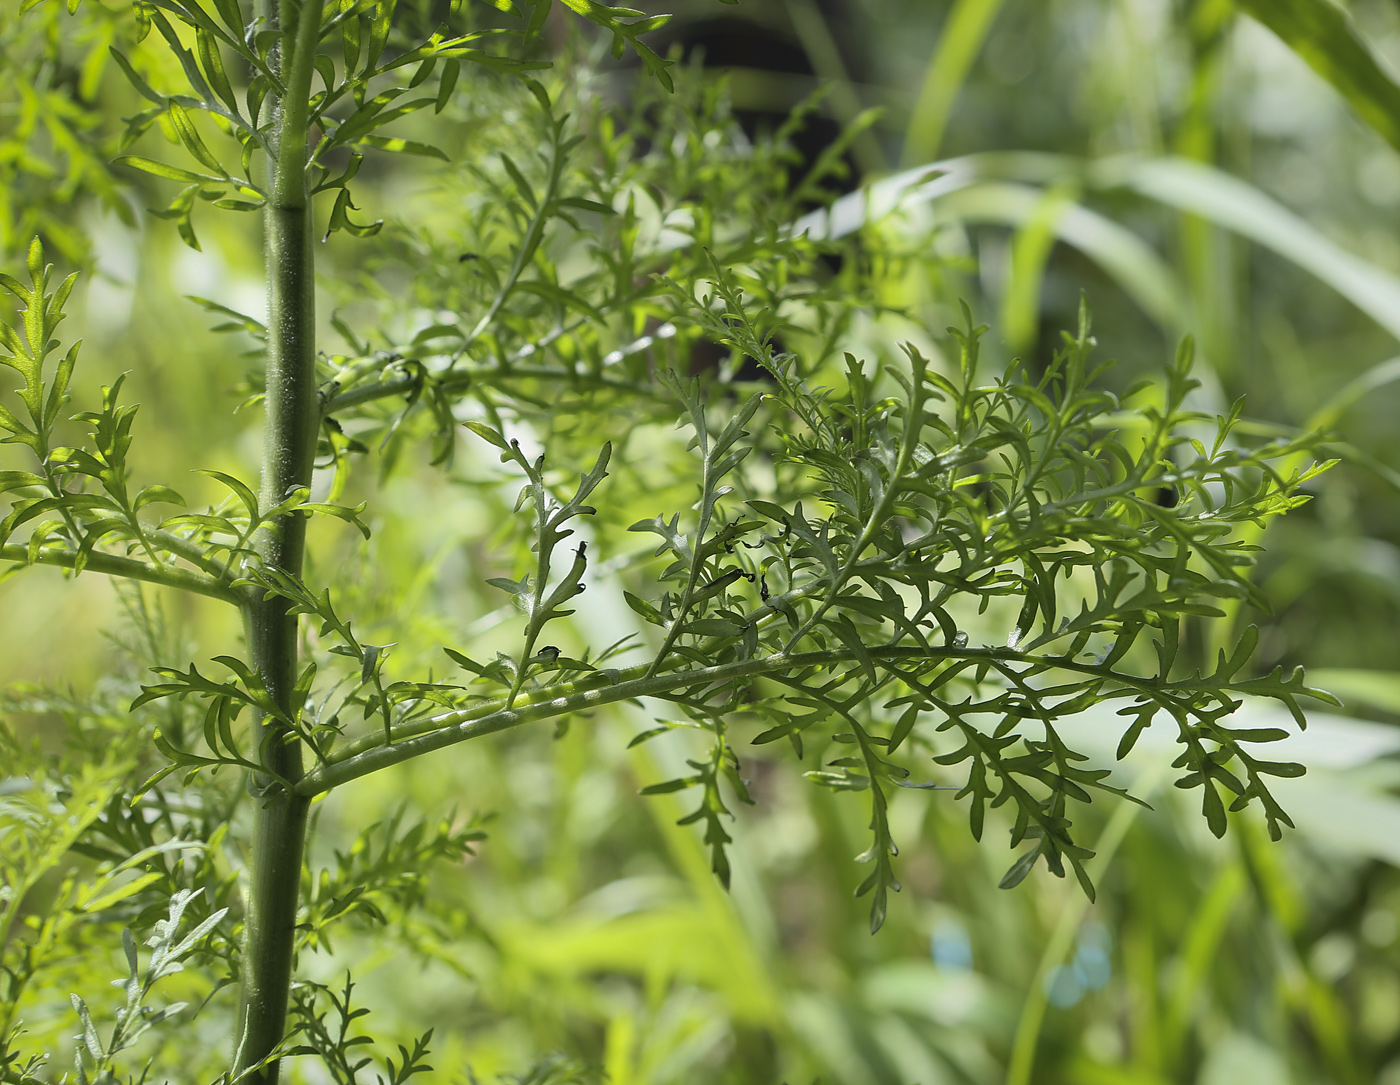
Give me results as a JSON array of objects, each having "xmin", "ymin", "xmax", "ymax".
[
  {"xmin": 785, "ymin": 361, "xmax": 927, "ymax": 649},
  {"xmin": 295, "ymin": 643, "xmax": 1189, "ymax": 797}
]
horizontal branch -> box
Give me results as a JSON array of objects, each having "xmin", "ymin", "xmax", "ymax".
[
  {"xmin": 0, "ymin": 545, "xmax": 242, "ymax": 605},
  {"xmin": 323, "ymin": 362, "xmax": 659, "ymax": 415},
  {"xmin": 148, "ymin": 527, "xmax": 233, "ymax": 579},
  {"xmin": 293, "ymin": 643, "xmax": 1172, "ymax": 797},
  {"xmin": 322, "ymin": 268, "xmax": 700, "ymax": 417}
]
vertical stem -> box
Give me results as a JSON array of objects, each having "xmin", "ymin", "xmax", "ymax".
[{"xmin": 233, "ymin": 1, "xmax": 323, "ymax": 1081}]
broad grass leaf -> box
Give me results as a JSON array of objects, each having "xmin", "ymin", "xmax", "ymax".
[{"xmin": 1235, "ymin": 0, "xmax": 1400, "ymax": 156}]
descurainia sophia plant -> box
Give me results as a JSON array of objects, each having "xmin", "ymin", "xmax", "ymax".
[{"xmin": 0, "ymin": 0, "xmax": 1336, "ymax": 1081}]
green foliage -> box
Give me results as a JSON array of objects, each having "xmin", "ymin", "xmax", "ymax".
[
  {"xmin": 1233, "ymin": 0, "xmax": 1400, "ymax": 158},
  {"xmin": 288, "ymin": 975, "xmax": 434, "ymax": 1084},
  {"xmin": 0, "ymin": 0, "xmax": 134, "ymax": 261},
  {"xmin": 69, "ymin": 890, "xmax": 228, "ymax": 1084},
  {"xmin": 0, "ymin": 0, "xmax": 1381, "ymax": 1082}
]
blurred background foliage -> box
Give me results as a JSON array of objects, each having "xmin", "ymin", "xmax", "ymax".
[{"xmin": 7, "ymin": 0, "xmax": 1400, "ymax": 1082}]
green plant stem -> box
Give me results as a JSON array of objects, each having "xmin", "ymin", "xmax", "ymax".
[
  {"xmin": 0, "ymin": 545, "xmax": 240, "ymax": 603},
  {"xmin": 783, "ymin": 373, "xmax": 926, "ymax": 651},
  {"xmin": 294, "ymin": 643, "xmax": 1201, "ymax": 797},
  {"xmin": 326, "ymin": 362, "xmax": 650, "ymax": 413},
  {"xmin": 322, "ymin": 285, "xmax": 675, "ymax": 415},
  {"xmin": 232, "ymin": 782, "xmax": 309, "ymax": 1082},
  {"xmin": 457, "ymin": 116, "xmax": 569, "ymax": 352},
  {"xmin": 644, "ymin": 424, "xmax": 726, "ymax": 678},
  {"xmin": 148, "ymin": 526, "xmax": 233, "ymax": 579},
  {"xmin": 233, "ymin": 1, "xmax": 323, "ymax": 1081}
]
